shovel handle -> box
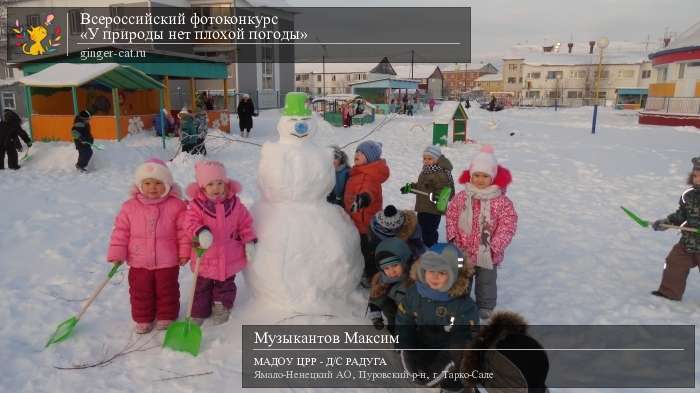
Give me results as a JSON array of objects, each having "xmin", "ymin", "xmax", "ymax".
[
  {"xmin": 411, "ymin": 189, "xmax": 436, "ymax": 202},
  {"xmin": 185, "ymin": 251, "xmax": 204, "ymax": 319},
  {"xmin": 661, "ymin": 224, "xmax": 699, "ymax": 233},
  {"xmin": 76, "ymin": 262, "xmax": 122, "ymax": 321}
]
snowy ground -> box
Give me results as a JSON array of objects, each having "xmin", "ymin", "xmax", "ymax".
[{"xmin": 1, "ymin": 105, "xmax": 698, "ymax": 392}]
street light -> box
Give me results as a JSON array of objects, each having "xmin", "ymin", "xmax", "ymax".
[{"xmin": 592, "ymin": 36, "xmax": 609, "ymax": 134}]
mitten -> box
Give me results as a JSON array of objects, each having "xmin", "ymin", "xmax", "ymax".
[{"xmin": 652, "ymin": 219, "xmax": 670, "ymax": 231}]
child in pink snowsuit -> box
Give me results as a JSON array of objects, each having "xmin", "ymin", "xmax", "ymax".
[
  {"xmin": 446, "ymin": 145, "xmax": 517, "ymax": 321},
  {"xmin": 107, "ymin": 158, "xmax": 190, "ymax": 334},
  {"xmin": 186, "ymin": 160, "xmax": 256, "ymax": 325}
]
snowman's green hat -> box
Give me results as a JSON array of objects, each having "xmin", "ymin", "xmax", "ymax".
[{"xmin": 282, "ymin": 92, "xmax": 312, "ymax": 118}]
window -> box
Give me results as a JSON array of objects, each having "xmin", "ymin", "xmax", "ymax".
[
  {"xmin": 678, "ymin": 63, "xmax": 686, "ymax": 79},
  {"xmin": 593, "ymin": 70, "xmax": 609, "ymax": 79},
  {"xmin": 548, "ymin": 90, "xmax": 560, "ymax": 98},
  {"xmin": 2, "ymin": 92, "xmax": 16, "ymax": 110},
  {"xmin": 507, "ymin": 77, "xmax": 517, "ymax": 84},
  {"xmin": 597, "ymin": 91, "xmax": 607, "ymax": 99},
  {"xmin": 26, "ymin": 14, "xmax": 40, "ymax": 27},
  {"xmin": 657, "ymin": 66, "xmax": 668, "ymax": 82},
  {"xmin": 518, "ymin": 77, "xmax": 522, "ymax": 83},
  {"xmin": 617, "ymin": 70, "xmax": 635, "ymax": 78},
  {"xmin": 569, "ymin": 70, "xmax": 587, "ymax": 79},
  {"xmin": 69, "ymin": 9, "xmax": 85, "ymax": 34},
  {"xmin": 546, "ymin": 71, "xmax": 563, "ymax": 80},
  {"xmin": 641, "ymin": 70, "xmax": 651, "ymax": 79},
  {"xmin": 261, "ymin": 46, "xmax": 274, "ymax": 90},
  {"xmin": 567, "ymin": 91, "xmax": 583, "ymax": 98},
  {"xmin": 332, "ymin": 75, "xmax": 336, "ymax": 81},
  {"xmin": 529, "ymin": 72, "xmax": 541, "ymax": 79},
  {"xmin": 317, "ymin": 75, "xmax": 322, "ymax": 82},
  {"xmin": 295, "ymin": 87, "xmax": 305, "ymax": 92},
  {"xmin": 331, "ymin": 87, "xmax": 337, "ymax": 94},
  {"xmin": 316, "ymin": 88, "xmax": 322, "ymax": 94},
  {"xmin": 526, "ymin": 90, "xmax": 540, "ymax": 98},
  {"xmin": 296, "ymin": 74, "xmax": 301, "ymax": 81},
  {"xmin": 688, "ymin": 62, "xmax": 700, "ymax": 67},
  {"xmin": 508, "ymin": 64, "xmax": 519, "ymax": 71},
  {"xmin": 346, "ymin": 74, "xmax": 351, "ymax": 81}
]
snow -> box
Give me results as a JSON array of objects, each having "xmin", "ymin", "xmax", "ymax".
[
  {"xmin": 20, "ymin": 63, "xmax": 120, "ymax": 87},
  {"xmin": 1, "ymin": 105, "xmax": 700, "ymax": 392},
  {"xmin": 475, "ymin": 73, "xmax": 502, "ymax": 82},
  {"xmin": 504, "ymin": 41, "xmax": 651, "ymax": 66},
  {"xmin": 664, "ymin": 20, "xmax": 700, "ymax": 51},
  {"xmin": 433, "ymin": 101, "xmax": 465, "ymax": 123}
]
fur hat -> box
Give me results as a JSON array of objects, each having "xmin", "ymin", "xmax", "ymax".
[
  {"xmin": 692, "ymin": 156, "xmax": 700, "ymax": 171},
  {"xmin": 195, "ymin": 160, "xmax": 227, "ymax": 188},
  {"xmin": 134, "ymin": 158, "xmax": 174, "ymax": 197},
  {"xmin": 416, "ymin": 243, "xmax": 464, "ymax": 292},
  {"xmin": 178, "ymin": 107, "xmax": 192, "ymax": 118},
  {"xmin": 423, "ymin": 145, "xmax": 442, "ymax": 160},
  {"xmin": 469, "ymin": 144, "xmax": 498, "ymax": 179},
  {"xmin": 356, "ymin": 140, "xmax": 383, "ymax": 163},
  {"xmin": 374, "ymin": 238, "xmax": 412, "ymax": 269},
  {"xmin": 372, "ymin": 205, "xmax": 405, "ymax": 237}
]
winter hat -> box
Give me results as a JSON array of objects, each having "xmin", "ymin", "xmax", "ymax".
[
  {"xmin": 356, "ymin": 140, "xmax": 383, "ymax": 163},
  {"xmin": 423, "ymin": 145, "xmax": 442, "ymax": 160},
  {"xmin": 372, "ymin": 205, "xmax": 406, "ymax": 237},
  {"xmin": 692, "ymin": 156, "xmax": 700, "ymax": 171},
  {"xmin": 78, "ymin": 110, "xmax": 91, "ymax": 120},
  {"xmin": 374, "ymin": 238, "xmax": 412, "ymax": 269},
  {"xmin": 417, "ymin": 243, "xmax": 464, "ymax": 292},
  {"xmin": 330, "ymin": 145, "xmax": 348, "ymax": 166},
  {"xmin": 195, "ymin": 160, "xmax": 227, "ymax": 188},
  {"xmin": 134, "ymin": 158, "xmax": 174, "ymax": 197},
  {"xmin": 178, "ymin": 106, "xmax": 191, "ymax": 118},
  {"xmin": 469, "ymin": 144, "xmax": 498, "ymax": 179}
]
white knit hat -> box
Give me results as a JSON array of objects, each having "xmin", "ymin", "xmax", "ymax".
[
  {"xmin": 469, "ymin": 145, "xmax": 498, "ymax": 179},
  {"xmin": 134, "ymin": 158, "xmax": 174, "ymax": 197}
]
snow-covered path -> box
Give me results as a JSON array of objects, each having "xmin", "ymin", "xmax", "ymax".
[{"xmin": 1, "ymin": 106, "xmax": 698, "ymax": 392}]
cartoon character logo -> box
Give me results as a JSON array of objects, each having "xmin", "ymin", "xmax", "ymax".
[{"xmin": 13, "ymin": 14, "xmax": 62, "ymax": 56}]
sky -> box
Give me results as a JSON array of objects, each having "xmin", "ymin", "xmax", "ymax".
[{"xmin": 284, "ymin": 0, "xmax": 700, "ymax": 65}]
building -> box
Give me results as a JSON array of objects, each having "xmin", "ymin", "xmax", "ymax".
[
  {"xmin": 441, "ymin": 63, "xmax": 498, "ymax": 99},
  {"xmin": 3, "ymin": 0, "xmax": 294, "ymax": 110},
  {"xmin": 640, "ymin": 21, "xmax": 700, "ymax": 127},
  {"xmin": 502, "ymin": 40, "xmax": 654, "ymax": 107},
  {"xmin": 475, "ymin": 73, "xmax": 503, "ymax": 94},
  {"xmin": 295, "ymin": 57, "xmax": 399, "ymax": 97}
]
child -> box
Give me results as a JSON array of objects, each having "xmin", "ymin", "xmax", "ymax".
[
  {"xmin": 72, "ymin": 110, "xmax": 93, "ymax": 173},
  {"xmin": 178, "ymin": 108, "xmax": 198, "ymax": 154},
  {"xmin": 186, "ymin": 160, "xmax": 256, "ymax": 325},
  {"xmin": 396, "ymin": 243, "xmax": 477, "ymax": 392},
  {"xmin": 107, "ymin": 158, "xmax": 190, "ymax": 333},
  {"xmin": 368, "ymin": 205, "xmax": 427, "ymax": 263},
  {"xmin": 446, "ymin": 145, "xmax": 517, "ymax": 321},
  {"xmin": 369, "ymin": 237, "xmax": 413, "ymax": 334},
  {"xmin": 344, "ymin": 140, "xmax": 390, "ymax": 282},
  {"xmin": 0, "ymin": 109, "xmax": 32, "ymax": 170},
  {"xmin": 651, "ymin": 156, "xmax": 700, "ymax": 301},
  {"xmin": 401, "ymin": 145, "xmax": 455, "ymax": 247},
  {"xmin": 327, "ymin": 145, "xmax": 350, "ymax": 207}
]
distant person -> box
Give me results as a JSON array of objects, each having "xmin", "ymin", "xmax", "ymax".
[
  {"xmin": 327, "ymin": 145, "xmax": 350, "ymax": 207},
  {"xmin": 237, "ymin": 94, "xmax": 255, "ymax": 138},
  {"xmin": 428, "ymin": 97, "xmax": 436, "ymax": 112},
  {"xmin": 488, "ymin": 96, "xmax": 497, "ymax": 111},
  {"xmin": 0, "ymin": 109, "xmax": 31, "ymax": 170},
  {"xmin": 178, "ymin": 108, "xmax": 198, "ymax": 154},
  {"xmin": 72, "ymin": 110, "xmax": 93, "ymax": 173}
]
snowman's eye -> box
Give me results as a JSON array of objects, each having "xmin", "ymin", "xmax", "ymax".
[{"xmin": 294, "ymin": 121, "xmax": 309, "ymax": 134}]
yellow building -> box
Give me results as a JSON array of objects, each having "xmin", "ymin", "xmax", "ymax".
[{"xmin": 475, "ymin": 73, "xmax": 503, "ymax": 94}]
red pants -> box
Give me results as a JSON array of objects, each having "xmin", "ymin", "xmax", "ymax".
[{"xmin": 128, "ymin": 266, "xmax": 180, "ymax": 323}]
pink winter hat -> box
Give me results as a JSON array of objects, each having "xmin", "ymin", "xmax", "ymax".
[
  {"xmin": 469, "ymin": 145, "xmax": 498, "ymax": 179},
  {"xmin": 134, "ymin": 158, "xmax": 174, "ymax": 196},
  {"xmin": 195, "ymin": 160, "xmax": 227, "ymax": 187}
]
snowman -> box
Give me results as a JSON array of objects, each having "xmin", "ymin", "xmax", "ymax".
[{"xmin": 244, "ymin": 92, "xmax": 365, "ymax": 316}]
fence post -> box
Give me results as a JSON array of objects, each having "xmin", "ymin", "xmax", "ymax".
[{"xmin": 665, "ymin": 97, "xmax": 670, "ymax": 113}]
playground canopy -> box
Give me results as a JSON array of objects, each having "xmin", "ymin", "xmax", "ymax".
[{"xmin": 21, "ymin": 63, "xmax": 163, "ymax": 90}]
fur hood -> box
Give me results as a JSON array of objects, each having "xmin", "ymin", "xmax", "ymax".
[
  {"xmin": 408, "ymin": 258, "xmax": 474, "ymax": 298},
  {"xmin": 396, "ymin": 210, "xmax": 419, "ymax": 241},
  {"xmin": 186, "ymin": 179, "xmax": 242, "ymax": 201},
  {"xmin": 458, "ymin": 165, "xmax": 512, "ymax": 191}
]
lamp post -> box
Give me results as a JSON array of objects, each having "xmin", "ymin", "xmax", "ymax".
[
  {"xmin": 555, "ymin": 73, "xmax": 561, "ymax": 111},
  {"xmin": 592, "ymin": 36, "xmax": 609, "ymax": 134}
]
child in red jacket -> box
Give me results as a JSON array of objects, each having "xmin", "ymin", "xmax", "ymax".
[
  {"xmin": 107, "ymin": 158, "xmax": 190, "ymax": 333},
  {"xmin": 186, "ymin": 161, "xmax": 256, "ymax": 325}
]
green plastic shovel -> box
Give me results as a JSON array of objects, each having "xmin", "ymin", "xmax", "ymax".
[
  {"xmin": 71, "ymin": 130, "xmax": 105, "ymax": 150},
  {"xmin": 46, "ymin": 262, "xmax": 122, "ymax": 347},
  {"xmin": 163, "ymin": 248, "xmax": 205, "ymax": 356},
  {"xmin": 620, "ymin": 206, "xmax": 699, "ymax": 233},
  {"xmin": 412, "ymin": 186, "xmax": 453, "ymax": 213}
]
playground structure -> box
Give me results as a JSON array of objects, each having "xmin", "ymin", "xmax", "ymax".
[
  {"xmin": 312, "ymin": 94, "xmax": 375, "ymax": 127},
  {"xmin": 432, "ymin": 101, "xmax": 469, "ymax": 146}
]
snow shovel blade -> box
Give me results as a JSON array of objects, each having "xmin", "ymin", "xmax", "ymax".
[
  {"xmin": 435, "ymin": 187, "xmax": 452, "ymax": 213},
  {"xmin": 46, "ymin": 316, "xmax": 78, "ymax": 347},
  {"xmin": 163, "ymin": 318, "xmax": 202, "ymax": 356},
  {"xmin": 620, "ymin": 206, "xmax": 650, "ymax": 228}
]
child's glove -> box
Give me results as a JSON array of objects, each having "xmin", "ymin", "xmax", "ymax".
[
  {"xmin": 400, "ymin": 183, "xmax": 412, "ymax": 194},
  {"xmin": 197, "ymin": 228, "xmax": 214, "ymax": 249},
  {"xmin": 652, "ymin": 219, "xmax": 670, "ymax": 231},
  {"xmin": 351, "ymin": 193, "xmax": 371, "ymax": 213}
]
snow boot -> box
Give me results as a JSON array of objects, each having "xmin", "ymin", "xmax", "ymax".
[
  {"xmin": 75, "ymin": 164, "xmax": 88, "ymax": 173},
  {"xmin": 211, "ymin": 301, "xmax": 231, "ymax": 325},
  {"xmin": 479, "ymin": 308, "xmax": 493, "ymax": 322},
  {"xmin": 240, "ymin": 131, "xmax": 244, "ymax": 137},
  {"xmin": 244, "ymin": 131, "xmax": 250, "ymax": 138},
  {"xmin": 135, "ymin": 322, "xmax": 154, "ymax": 334},
  {"xmin": 651, "ymin": 290, "xmax": 680, "ymax": 301},
  {"xmin": 155, "ymin": 320, "xmax": 174, "ymax": 330}
]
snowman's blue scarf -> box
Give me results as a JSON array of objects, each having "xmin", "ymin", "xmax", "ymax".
[{"xmin": 416, "ymin": 281, "xmax": 451, "ymax": 302}]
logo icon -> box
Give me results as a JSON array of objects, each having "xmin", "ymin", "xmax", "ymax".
[{"xmin": 13, "ymin": 14, "xmax": 62, "ymax": 56}]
